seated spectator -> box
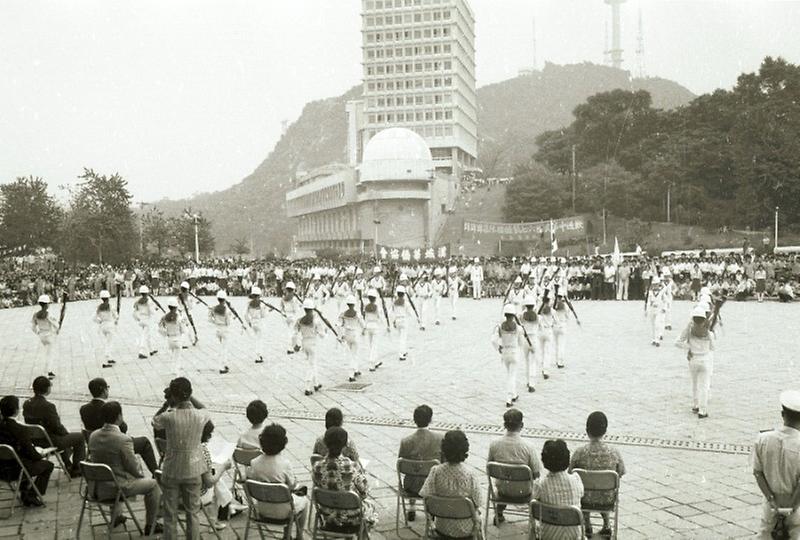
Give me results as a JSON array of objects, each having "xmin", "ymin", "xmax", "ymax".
[
  {"xmin": 487, "ymin": 408, "xmax": 541, "ymax": 524},
  {"xmin": 0, "ymin": 395, "xmax": 54, "ymax": 507},
  {"xmin": 312, "ymin": 427, "xmax": 378, "ymax": 531},
  {"xmin": 237, "ymin": 399, "xmax": 269, "ymax": 449},
  {"xmin": 398, "ymin": 404, "xmax": 443, "ymax": 522},
  {"xmin": 569, "ymin": 411, "xmax": 625, "ymax": 537},
  {"xmin": 23, "ymin": 376, "xmax": 85, "ymax": 478},
  {"xmin": 88, "ymin": 401, "xmax": 163, "ymax": 534},
  {"xmin": 199, "ymin": 421, "xmax": 244, "ymax": 529},
  {"xmin": 778, "ymin": 281, "xmax": 795, "ymax": 302},
  {"xmin": 312, "ymin": 408, "xmax": 361, "ymax": 467},
  {"xmin": 80, "ymin": 377, "xmax": 157, "ymax": 475},
  {"xmin": 247, "ymin": 423, "xmax": 308, "ymax": 540},
  {"xmin": 533, "ymin": 439, "xmax": 584, "ymax": 540},
  {"xmin": 420, "ymin": 430, "xmax": 482, "ymax": 538}
]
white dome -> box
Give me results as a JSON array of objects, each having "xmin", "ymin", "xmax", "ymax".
[{"xmin": 360, "ymin": 128, "xmax": 433, "ymax": 182}]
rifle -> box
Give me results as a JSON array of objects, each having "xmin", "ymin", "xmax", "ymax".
[
  {"xmin": 116, "ymin": 286, "xmax": 122, "ymax": 317},
  {"xmin": 512, "ymin": 314, "xmax": 533, "ymax": 348},
  {"xmin": 58, "ymin": 291, "xmax": 68, "ymax": 332},
  {"xmin": 187, "ymin": 290, "xmax": 209, "ymax": 308},
  {"xmin": 313, "ymin": 308, "xmax": 339, "ymax": 339},
  {"xmin": 225, "ymin": 300, "xmax": 249, "ymax": 331},
  {"xmin": 260, "ymin": 299, "xmax": 287, "ymax": 318},
  {"xmin": 554, "ymin": 284, "xmax": 581, "ymax": 326},
  {"xmin": 406, "ymin": 293, "xmax": 421, "ymax": 324},
  {"xmin": 178, "ymin": 294, "xmax": 199, "ymax": 345},
  {"xmin": 376, "ymin": 288, "xmax": 392, "ymax": 330},
  {"xmin": 357, "ymin": 289, "xmax": 365, "ymax": 317},
  {"xmin": 148, "ymin": 293, "xmax": 166, "ymax": 313},
  {"xmin": 708, "ymin": 297, "xmax": 725, "ymax": 331},
  {"xmin": 502, "ymin": 273, "xmax": 521, "ymax": 304}
]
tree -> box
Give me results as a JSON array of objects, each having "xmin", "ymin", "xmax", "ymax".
[
  {"xmin": 170, "ymin": 209, "xmax": 215, "ymax": 258},
  {"xmin": 0, "ymin": 176, "xmax": 62, "ymax": 250},
  {"xmin": 61, "ymin": 168, "xmax": 137, "ymax": 264},
  {"xmin": 504, "ymin": 162, "xmax": 569, "ymax": 222},
  {"xmin": 141, "ymin": 207, "xmax": 171, "ymax": 256},
  {"xmin": 578, "ymin": 160, "xmax": 643, "ymax": 219},
  {"xmin": 231, "ymin": 237, "xmax": 250, "ymax": 255}
]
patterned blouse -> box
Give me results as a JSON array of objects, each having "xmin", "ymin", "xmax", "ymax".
[
  {"xmin": 532, "ymin": 471, "xmax": 584, "ymax": 540},
  {"xmin": 419, "ymin": 462, "xmax": 482, "ymax": 538},
  {"xmin": 569, "ymin": 440, "xmax": 625, "ymax": 507},
  {"xmin": 312, "ymin": 455, "xmax": 375, "ymax": 527}
]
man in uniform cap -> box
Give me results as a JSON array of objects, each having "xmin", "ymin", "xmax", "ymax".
[
  {"xmin": 447, "ymin": 265, "xmax": 463, "ymax": 320},
  {"xmin": 645, "ymin": 277, "xmax": 667, "ymax": 346},
  {"xmin": 752, "ymin": 391, "xmax": 800, "ymax": 537},
  {"xmin": 470, "ymin": 257, "xmax": 484, "ymax": 300},
  {"xmin": 280, "ymin": 282, "xmax": 302, "ymax": 354}
]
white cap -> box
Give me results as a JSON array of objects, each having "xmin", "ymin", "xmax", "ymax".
[
  {"xmin": 514, "ymin": 276, "xmax": 522, "ymax": 284},
  {"xmin": 180, "ymin": 281, "xmax": 190, "ymax": 289},
  {"xmin": 139, "ymin": 285, "xmax": 150, "ymax": 294},
  {"xmin": 167, "ymin": 299, "xmax": 179, "ymax": 308},
  {"xmin": 434, "ymin": 268, "xmax": 442, "ymax": 277},
  {"xmin": 285, "ymin": 281, "xmax": 296, "ymax": 290},
  {"xmin": 216, "ymin": 290, "xmax": 227, "ymax": 300},
  {"xmin": 651, "ymin": 276, "xmax": 661, "ymax": 284},
  {"xmin": 503, "ymin": 304, "xmax": 517, "ymax": 315},
  {"xmin": 396, "ymin": 285, "xmax": 406, "ymax": 294},
  {"xmin": 37, "ymin": 294, "xmax": 51, "ymax": 304},
  {"xmin": 474, "ymin": 257, "xmax": 480, "ymax": 263},
  {"xmin": 251, "ymin": 286, "xmax": 262, "ymax": 296},
  {"xmin": 530, "ymin": 256, "xmax": 537, "ymax": 262},
  {"xmin": 691, "ymin": 305, "xmax": 707, "ymax": 318},
  {"xmin": 663, "ymin": 270, "xmax": 672, "ymax": 277},
  {"xmin": 559, "ymin": 257, "xmax": 566, "ymax": 263},
  {"xmin": 523, "ymin": 296, "xmax": 536, "ymax": 306},
  {"xmin": 449, "ymin": 266, "xmax": 457, "ymax": 274},
  {"xmin": 313, "ymin": 274, "xmax": 320, "ymax": 281},
  {"xmin": 345, "ymin": 295, "xmax": 357, "ymax": 305},
  {"xmin": 302, "ymin": 299, "xmax": 315, "ymax": 310},
  {"xmin": 100, "ymin": 290, "xmax": 111, "ymax": 299},
  {"xmin": 781, "ymin": 390, "xmax": 800, "ymax": 412},
  {"xmin": 373, "ymin": 266, "xmax": 381, "ymax": 273},
  {"xmin": 399, "ymin": 274, "xmax": 408, "ymax": 281},
  {"xmin": 356, "ymin": 268, "xmax": 364, "ymax": 275},
  {"xmin": 367, "ymin": 288, "xmax": 378, "ymax": 298}
]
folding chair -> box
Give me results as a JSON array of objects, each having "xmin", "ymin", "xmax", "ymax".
[
  {"xmin": 0, "ymin": 444, "xmax": 46, "ymax": 518},
  {"xmin": 484, "ymin": 461, "xmax": 533, "ymax": 536},
  {"xmin": 307, "ymin": 453, "xmax": 324, "ymax": 527},
  {"xmin": 311, "ymin": 487, "xmax": 367, "ymax": 540},
  {"xmin": 81, "ymin": 429, "xmax": 92, "ymax": 445},
  {"xmin": 423, "ymin": 495, "xmax": 480, "ymax": 540},
  {"xmin": 233, "ymin": 447, "xmax": 263, "ymax": 501},
  {"xmin": 529, "ymin": 500, "xmax": 585, "ymax": 540},
  {"xmin": 573, "ymin": 469, "xmax": 620, "ymax": 539},
  {"xmin": 244, "ymin": 479, "xmax": 302, "ymax": 540},
  {"xmin": 152, "ymin": 469, "xmax": 222, "ymax": 539},
  {"xmin": 20, "ymin": 423, "xmax": 70, "ymax": 480},
  {"xmin": 76, "ymin": 461, "xmax": 143, "ymax": 538},
  {"xmin": 396, "ymin": 458, "xmax": 439, "ymax": 535}
]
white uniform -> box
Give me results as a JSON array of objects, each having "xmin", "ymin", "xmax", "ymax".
[
  {"xmin": 675, "ymin": 324, "xmax": 715, "ymax": 415},
  {"xmin": 363, "ymin": 301, "xmax": 384, "ymax": 370},
  {"xmin": 31, "ymin": 310, "xmax": 58, "ymax": 373},
  {"xmin": 470, "ymin": 264, "xmax": 484, "ymax": 299},
  {"xmin": 431, "ymin": 278, "xmax": 447, "ymax": 325},
  {"xmin": 662, "ymin": 279, "xmax": 676, "ymax": 329},
  {"xmin": 368, "ymin": 276, "xmax": 386, "ymax": 294},
  {"xmin": 552, "ymin": 301, "xmax": 570, "ymax": 368},
  {"xmin": 177, "ymin": 292, "xmax": 195, "ymax": 347},
  {"xmin": 415, "ymin": 281, "xmax": 432, "ymax": 329},
  {"xmin": 208, "ymin": 305, "xmax": 232, "ymax": 367},
  {"xmin": 280, "ymin": 294, "xmax": 303, "ymax": 353},
  {"xmin": 520, "ymin": 310, "xmax": 539, "ymax": 388},
  {"xmin": 245, "ymin": 300, "xmax": 268, "ymax": 362},
  {"xmin": 646, "ymin": 287, "xmax": 667, "ymax": 344},
  {"xmin": 537, "ymin": 306, "xmax": 555, "ymax": 376},
  {"xmin": 447, "ymin": 272, "xmax": 462, "ymax": 320},
  {"xmin": 133, "ymin": 297, "xmax": 156, "ymax": 357},
  {"xmin": 332, "ymin": 281, "xmax": 351, "ymax": 314},
  {"xmin": 293, "ymin": 315, "xmax": 326, "ymax": 392},
  {"xmin": 94, "ymin": 304, "xmax": 118, "ymax": 362},
  {"xmin": 491, "ymin": 321, "xmax": 524, "ymax": 403},
  {"xmin": 339, "ymin": 308, "xmax": 365, "ymax": 377},
  {"xmin": 159, "ymin": 312, "xmax": 184, "ymax": 373},
  {"xmin": 392, "ymin": 297, "xmax": 415, "ymax": 360}
]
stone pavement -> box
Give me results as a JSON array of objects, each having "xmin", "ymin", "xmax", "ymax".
[{"xmin": 0, "ymin": 295, "xmax": 793, "ymax": 538}]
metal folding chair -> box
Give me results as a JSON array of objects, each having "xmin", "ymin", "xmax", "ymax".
[
  {"xmin": 311, "ymin": 487, "xmax": 367, "ymax": 540},
  {"xmin": 485, "ymin": 461, "xmax": 533, "ymax": 535},
  {"xmin": 76, "ymin": 461, "xmax": 143, "ymax": 538},
  {"xmin": 307, "ymin": 453, "xmax": 324, "ymax": 527},
  {"xmin": 0, "ymin": 444, "xmax": 46, "ymax": 518},
  {"xmin": 244, "ymin": 479, "xmax": 302, "ymax": 540},
  {"xmin": 573, "ymin": 468, "xmax": 620, "ymax": 539},
  {"xmin": 20, "ymin": 423, "xmax": 70, "ymax": 480},
  {"xmin": 423, "ymin": 495, "xmax": 480, "ymax": 539},
  {"xmin": 233, "ymin": 446, "xmax": 263, "ymax": 501},
  {"xmin": 152, "ymin": 469, "xmax": 222, "ymax": 539},
  {"xmin": 529, "ymin": 499, "xmax": 585, "ymax": 540},
  {"xmin": 396, "ymin": 458, "xmax": 439, "ymax": 535}
]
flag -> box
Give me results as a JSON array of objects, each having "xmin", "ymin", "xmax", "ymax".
[
  {"xmin": 635, "ymin": 244, "xmax": 642, "ymax": 255},
  {"xmin": 612, "ymin": 236, "xmax": 623, "ymax": 265},
  {"xmin": 550, "ymin": 220, "xmax": 558, "ymax": 254}
]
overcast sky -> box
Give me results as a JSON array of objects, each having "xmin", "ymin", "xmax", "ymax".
[{"xmin": 1, "ymin": 0, "xmax": 798, "ymax": 203}]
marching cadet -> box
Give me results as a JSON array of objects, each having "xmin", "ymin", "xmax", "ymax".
[
  {"xmin": 470, "ymin": 257, "xmax": 484, "ymax": 299},
  {"xmin": 520, "ymin": 296, "xmax": 539, "ymax": 392},
  {"xmin": 208, "ymin": 290, "xmax": 232, "ymax": 374},
  {"xmin": 132, "ymin": 285, "xmax": 158, "ymax": 360},
  {"xmin": 245, "ymin": 286, "xmax": 267, "ymax": 364},
  {"xmin": 280, "ymin": 281, "xmax": 302, "ymax": 354},
  {"xmin": 368, "ymin": 266, "xmax": 386, "ymax": 296},
  {"xmin": 431, "ymin": 269, "xmax": 447, "ymax": 326},
  {"xmin": 398, "ymin": 273, "xmax": 415, "ymax": 296},
  {"xmin": 332, "ymin": 272, "xmax": 352, "ymax": 314},
  {"xmin": 293, "ymin": 299, "xmax": 327, "ymax": 396},
  {"xmin": 31, "ymin": 294, "xmax": 58, "ymax": 379},
  {"xmin": 392, "ymin": 285, "xmax": 415, "ymax": 361},
  {"xmin": 645, "ymin": 277, "xmax": 667, "ymax": 346},
  {"xmin": 509, "ymin": 276, "xmax": 525, "ymax": 315},
  {"xmin": 415, "ymin": 272, "xmax": 432, "ymax": 330},
  {"xmin": 339, "ymin": 295, "xmax": 365, "ymax": 382},
  {"xmin": 309, "ymin": 275, "xmax": 329, "ymax": 308},
  {"xmin": 364, "ymin": 289, "xmax": 385, "ymax": 371},
  {"xmin": 552, "ymin": 290, "xmax": 571, "ymax": 369},
  {"xmin": 95, "ymin": 290, "xmax": 118, "ymax": 368},
  {"xmin": 675, "ymin": 305, "xmax": 715, "ymax": 418},
  {"xmin": 536, "ymin": 292, "xmax": 555, "ymax": 380},
  {"xmin": 353, "ymin": 268, "xmax": 367, "ymax": 308},
  {"xmin": 662, "ymin": 270, "xmax": 677, "ymax": 330},
  {"xmin": 177, "ymin": 281, "xmax": 195, "ymax": 348},
  {"xmin": 447, "ymin": 265, "xmax": 462, "ymax": 320},
  {"xmin": 159, "ymin": 299, "xmax": 184, "ymax": 374},
  {"xmin": 492, "ymin": 304, "xmax": 524, "ymax": 407}
]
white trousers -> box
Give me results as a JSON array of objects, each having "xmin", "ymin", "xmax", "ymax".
[
  {"xmin": 472, "ymin": 280, "xmax": 482, "ymax": 299},
  {"xmin": 395, "ymin": 322, "xmax": 409, "ymax": 357},
  {"xmin": 343, "ymin": 333, "xmax": 359, "ymax": 374},
  {"xmin": 523, "ymin": 343, "xmax": 539, "ymax": 386},
  {"xmin": 553, "ymin": 328, "xmax": 566, "ymax": 367},
  {"xmin": 616, "ymin": 279, "xmax": 629, "ymax": 300},
  {"xmin": 303, "ymin": 343, "xmax": 319, "ymax": 391},
  {"xmin": 689, "ymin": 353, "xmax": 714, "ymax": 414},
  {"xmin": 167, "ymin": 336, "xmax": 182, "ymax": 373},
  {"xmin": 180, "ymin": 316, "xmax": 193, "ymax": 347},
  {"xmin": 138, "ymin": 322, "xmax": 152, "ymax": 356},
  {"xmin": 433, "ymin": 296, "xmax": 442, "ymax": 323},
  {"xmin": 37, "ymin": 333, "xmax": 56, "ymax": 372},
  {"xmin": 649, "ymin": 312, "xmax": 665, "ymax": 341},
  {"xmin": 664, "ymin": 301, "xmax": 673, "ymax": 328},
  {"xmin": 537, "ymin": 331, "xmax": 553, "ymax": 375},
  {"xmin": 251, "ymin": 321, "xmax": 266, "ymax": 361},
  {"xmin": 417, "ymin": 300, "xmax": 428, "ymax": 328},
  {"xmin": 215, "ymin": 328, "xmax": 229, "ymax": 366},
  {"xmin": 99, "ymin": 323, "xmax": 114, "ymax": 361},
  {"xmin": 365, "ymin": 329, "xmax": 379, "ymax": 369},
  {"xmin": 501, "ymin": 350, "xmax": 518, "ymax": 402},
  {"xmin": 449, "ymin": 290, "xmax": 458, "ymax": 318},
  {"xmin": 285, "ymin": 319, "xmax": 296, "ymax": 352}
]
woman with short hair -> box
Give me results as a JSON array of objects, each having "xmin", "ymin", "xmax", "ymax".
[{"xmin": 532, "ymin": 439, "xmax": 584, "ymax": 540}]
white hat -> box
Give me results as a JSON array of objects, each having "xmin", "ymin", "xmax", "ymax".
[
  {"xmin": 474, "ymin": 257, "xmax": 480, "ymax": 263},
  {"xmin": 781, "ymin": 391, "xmax": 800, "ymax": 412},
  {"xmin": 691, "ymin": 305, "xmax": 707, "ymax": 318},
  {"xmin": 100, "ymin": 290, "xmax": 110, "ymax": 299},
  {"xmin": 559, "ymin": 257, "xmax": 566, "ymax": 263},
  {"xmin": 503, "ymin": 304, "xmax": 517, "ymax": 315},
  {"xmin": 449, "ymin": 266, "xmax": 457, "ymax": 274},
  {"xmin": 285, "ymin": 281, "xmax": 296, "ymax": 290},
  {"xmin": 37, "ymin": 294, "xmax": 51, "ymax": 304},
  {"xmin": 216, "ymin": 290, "xmax": 227, "ymax": 300},
  {"xmin": 434, "ymin": 268, "xmax": 443, "ymax": 277},
  {"xmin": 663, "ymin": 270, "xmax": 672, "ymax": 277},
  {"xmin": 514, "ymin": 276, "xmax": 522, "ymax": 284},
  {"xmin": 396, "ymin": 285, "xmax": 406, "ymax": 294},
  {"xmin": 523, "ymin": 296, "xmax": 536, "ymax": 306},
  {"xmin": 139, "ymin": 285, "xmax": 150, "ymax": 294},
  {"xmin": 651, "ymin": 276, "xmax": 661, "ymax": 284},
  {"xmin": 530, "ymin": 256, "xmax": 537, "ymax": 262},
  {"xmin": 356, "ymin": 268, "xmax": 364, "ymax": 275},
  {"xmin": 302, "ymin": 299, "xmax": 315, "ymax": 310},
  {"xmin": 373, "ymin": 266, "xmax": 381, "ymax": 273},
  {"xmin": 180, "ymin": 281, "xmax": 190, "ymax": 289},
  {"xmin": 399, "ymin": 274, "xmax": 408, "ymax": 281},
  {"xmin": 313, "ymin": 274, "xmax": 320, "ymax": 281},
  {"xmin": 346, "ymin": 295, "xmax": 357, "ymax": 305},
  {"xmin": 167, "ymin": 299, "xmax": 179, "ymax": 308},
  {"xmin": 367, "ymin": 288, "xmax": 378, "ymax": 298},
  {"xmin": 251, "ymin": 286, "xmax": 262, "ymax": 296}
]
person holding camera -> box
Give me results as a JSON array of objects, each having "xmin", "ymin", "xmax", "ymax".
[{"xmin": 152, "ymin": 378, "xmax": 212, "ymax": 540}]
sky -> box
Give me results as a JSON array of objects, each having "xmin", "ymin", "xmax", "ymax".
[{"xmin": 1, "ymin": 0, "xmax": 798, "ymax": 203}]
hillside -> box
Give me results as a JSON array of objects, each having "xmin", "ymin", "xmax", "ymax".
[{"xmin": 153, "ymin": 63, "xmax": 695, "ymax": 255}]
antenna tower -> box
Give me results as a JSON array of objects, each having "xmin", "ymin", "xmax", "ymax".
[{"xmin": 635, "ymin": 6, "xmax": 646, "ymax": 78}]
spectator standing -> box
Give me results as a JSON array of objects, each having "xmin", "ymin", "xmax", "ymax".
[
  {"xmin": 398, "ymin": 405, "xmax": 442, "ymax": 521},
  {"xmin": 532, "ymin": 439, "xmax": 584, "ymax": 540},
  {"xmin": 615, "ymin": 262, "xmax": 630, "ymax": 301}
]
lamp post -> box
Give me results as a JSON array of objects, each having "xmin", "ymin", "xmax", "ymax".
[
  {"xmin": 184, "ymin": 210, "xmax": 200, "ymax": 263},
  {"xmin": 373, "ymin": 218, "xmax": 381, "ymax": 258},
  {"xmin": 775, "ymin": 206, "xmax": 779, "ymax": 251}
]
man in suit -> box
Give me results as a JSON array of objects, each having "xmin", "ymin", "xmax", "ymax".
[
  {"xmin": 22, "ymin": 376, "xmax": 85, "ymax": 478},
  {"xmin": 0, "ymin": 395, "xmax": 53, "ymax": 506},
  {"xmin": 79, "ymin": 378, "xmax": 157, "ymax": 475},
  {"xmin": 88, "ymin": 401, "xmax": 163, "ymax": 534},
  {"xmin": 398, "ymin": 404, "xmax": 443, "ymax": 522}
]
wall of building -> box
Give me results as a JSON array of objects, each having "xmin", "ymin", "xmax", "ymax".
[
  {"xmin": 359, "ymin": 198, "xmax": 429, "ymax": 248},
  {"xmin": 286, "ymin": 166, "xmax": 356, "ymax": 218}
]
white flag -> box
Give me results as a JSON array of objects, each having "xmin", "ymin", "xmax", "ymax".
[
  {"xmin": 612, "ymin": 237, "xmax": 623, "ymax": 265},
  {"xmin": 550, "ymin": 220, "xmax": 558, "ymax": 254}
]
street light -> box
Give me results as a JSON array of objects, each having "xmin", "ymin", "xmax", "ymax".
[
  {"xmin": 184, "ymin": 210, "xmax": 200, "ymax": 263},
  {"xmin": 775, "ymin": 206, "xmax": 780, "ymax": 251},
  {"xmin": 373, "ymin": 218, "xmax": 381, "ymax": 258}
]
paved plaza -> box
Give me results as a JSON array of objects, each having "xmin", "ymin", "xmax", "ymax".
[{"xmin": 0, "ymin": 296, "xmax": 795, "ymax": 538}]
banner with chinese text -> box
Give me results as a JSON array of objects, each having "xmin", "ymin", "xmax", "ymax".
[
  {"xmin": 462, "ymin": 216, "xmax": 587, "ymax": 241},
  {"xmin": 376, "ymin": 245, "xmax": 450, "ymax": 262}
]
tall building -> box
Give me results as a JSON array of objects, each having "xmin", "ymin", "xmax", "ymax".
[{"xmin": 359, "ymin": 0, "xmax": 477, "ymax": 178}]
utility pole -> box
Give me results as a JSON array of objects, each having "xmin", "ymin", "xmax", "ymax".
[
  {"xmin": 666, "ymin": 184, "xmax": 671, "ymax": 223},
  {"xmin": 373, "ymin": 218, "xmax": 381, "ymax": 258},
  {"xmin": 571, "ymin": 145, "xmax": 577, "ymax": 213},
  {"xmin": 775, "ymin": 206, "xmax": 780, "ymax": 250}
]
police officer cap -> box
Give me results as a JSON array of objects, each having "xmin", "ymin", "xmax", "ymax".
[
  {"xmin": 167, "ymin": 299, "xmax": 179, "ymax": 308},
  {"xmin": 251, "ymin": 286, "xmax": 262, "ymax": 296},
  {"xmin": 100, "ymin": 290, "xmax": 111, "ymax": 299},
  {"xmin": 449, "ymin": 266, "xmax": 457, "ymax": 274},
  {"xmin": 356, "ymin": 268, "xmax": 364, "ymax": 275},
  {"xmin": 367, "ymin": 288, "xmax": 378, "ymax": 298},
  {"xmin": 651, "ymin": 276, "xmax": 661, "ymax": 284},
  {"xmin": 302, "ymin": 299, "xmax": 315, "ymax": 310},
  {"xmin": 514, "ymin": 276, "xmax": 522, "ymax": 284},
  {"xmin": 216, "ymin": 290, "xmax": 227, "ymax": 300},
  {"xmin": 691, "ymin": 305, "xmax": 707, "ymax": 318},
  {"xmin": 346, "ymin": 295, "xmax": 357, "ymax": 305},
  {"xmin": 285, "ymin": 281, "xmax": 296, "ymax": 290},
  {"xmin": 396, "ymin": 285, "xmax": 406, "ymax": 295},
  {"xmin": 180, "ymin": 281, "xmax": 190, "ymax": 289},
  {"xmin": 139, "ymin": 285, "xmax": 150, "ymax": 294},
  {"xmin": 399, "ymin": 274, "xmax": 408, "ymax": 281},
  {"xmin": 373, "ymin": 266, "xmax": 382, "ymax": 273},
  {"xmin": 503, "ymin": 304, "xmax": 517, "ymax": 315},
  {"xmin": 780, "ymin": 390, "xmax": 800, "ymax": 413},
  {"xmin": 38, "ymin": 294, "xmax": 51, "ymax": 304}
]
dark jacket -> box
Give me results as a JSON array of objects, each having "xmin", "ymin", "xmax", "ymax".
[
  {"xmin": 0, "ymin": 417, "xmax": 44, "ymax": 479},
  {"xmin": 79, "ymin": 399, "xmax": 128, "ymax": 433},
  {"xmin": 23, "ymin": 395, "xmax": 67, "ymax": 437}
]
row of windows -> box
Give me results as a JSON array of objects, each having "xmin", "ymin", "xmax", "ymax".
[
  {"xmin": 365, "ymin": 26, "xmax": 452, "ymax": 43},
  {"xmin": 365, "ymin": 124, "xmax": 454, "ymax": 138},
  {"xmin": 368, "ymin": 92, "xmax": 452, "ymax": 107},
  {"xmin": 298, "ymin": 209, "xmax": 357, "ymax": 237},
  {"xmin": 365, "ymin": 43, "xmax": 452, "ymax": 59},
  {"xmin": 289, "ymin": 182, "xmax": 345, "ymax": 212},
  {"xmin": 366, "ymin": 0, "xmax": 451, "ymax": 10},
  {"xmin": 367, "ymin": 109, "xmax": 454, "ymax": 123},
  {"xmin": 366, "ymin": 60, "xmax": 452, "ymax": 76},
  {"xmin": 366, "ymin": 76, "xmax": 453, "ymax": 91},
  {"xmin": 365, "ymin": 9, "xmax": 451, "ymax": 26}
]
